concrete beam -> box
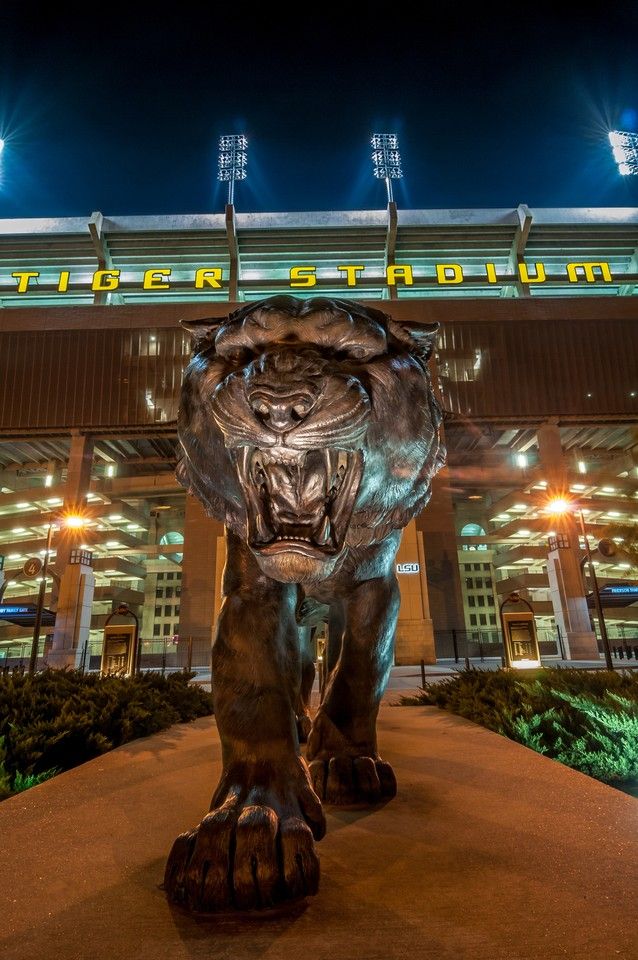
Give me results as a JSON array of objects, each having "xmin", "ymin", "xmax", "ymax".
[{"xmin": 88, "ymin": 211, "xmax": 122, "ymax": 306}]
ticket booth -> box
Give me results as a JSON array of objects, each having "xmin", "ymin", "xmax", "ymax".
[{"xmin": 499, "ymin": 593, "xmax": 541, "ymax": 669}]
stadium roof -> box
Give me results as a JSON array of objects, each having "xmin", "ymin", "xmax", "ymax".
[{"xmin": 1, "ymin": 206, "xmax": 638, "ymax": 306}]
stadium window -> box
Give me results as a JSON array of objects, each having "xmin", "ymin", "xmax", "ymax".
[
  {"xmin": 153, "ymin": 624, "xmax": 160, "ymax": 637},
  {"xmin": 465, "ymin": 578, "xmax": 473, "ymax": 589},
  {"xmin": 164, "ymin": 605, "xmax": 172, "ymax": 616},
  {"xmin": 489, "ymin": 614, "xmax": 496, "ymax": 625},
  {"xmin": 163, "ymin": 623, "xmax": 171, "ymax": 636},
  {"xmin": 464, "ymin": 563, "xmax": 471, "ymax": 572},
  {"xmin": 156, "ymin": 588, "xmax": 164, "ymax": 599},
  {"xmin": 477, "ymin": 596, "xmax": 485, "ymax": 607},
  {"xmin": 479, "ymin": 614, "xmax": 487, "ymax": 626},
  {"xmin": 166, "ymin": 587, "xmax": 174, "ymax": 598},
  {"xmin": 469, "ymin": 614, "xmax": 477, "ymax": 626},
  {"xmin": 473, "ymin": 563, "xmax": 480, "ymax": 571},
  {"xmin": 155, "ymin": 605, "xmax": 161, "ymax": 617},
  {"xmin": 468, "ymin": 596, "xmax": 475, "ymax": 607}
]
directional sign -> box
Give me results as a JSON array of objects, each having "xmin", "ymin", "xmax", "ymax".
[
  {"xmin": 22, "ymin": 557, "xmax": 42, "ymax": 578},
  {"xmin": 0, "ymin": 604, "xmax": 55, "ymax": 626}
]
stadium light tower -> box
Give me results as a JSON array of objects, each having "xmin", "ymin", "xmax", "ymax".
[
  {"xmin": 371, "ymin": 133, "xmax": 403, "ymax": 203},
  {"xmin": 608, "ymin": 130, "xmax": 638, "ymax": 176},
  {"xmin": 217, "ymin": 135, "xmax": 248, "ymax": 206}
]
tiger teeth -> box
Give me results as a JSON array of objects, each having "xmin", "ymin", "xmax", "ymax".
[{"xmin": 315, "ymin": 514, "xmax": 331, "ymax": 546}]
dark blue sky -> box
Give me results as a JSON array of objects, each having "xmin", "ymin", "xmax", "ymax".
[{"xmin": 1, "ymin": 4, "xmax": 637, "ymax": 217}]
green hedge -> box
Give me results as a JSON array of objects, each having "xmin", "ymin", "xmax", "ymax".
[
  {"xmin": 400, "ymin": 668, "xmax": 638, "ymax": 785},
  {"xmin": 0, "ymin": 669, "xmax": 213, "ymax": 800}
]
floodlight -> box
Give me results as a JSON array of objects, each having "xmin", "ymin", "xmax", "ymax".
[
  {"xmin": 0, "ymin": 139, "xmax": 5, "ymax": 154},
  {"xmin": 371, "ymin": 133, "xmax": 403, "ymax": 202},
  {"xmin": 608, "ymin": 130, "xmax": 638, "ymax": 176},
  {"xmin": 217, "ymin": 134, "xmax": 248, "ymax": 205}
]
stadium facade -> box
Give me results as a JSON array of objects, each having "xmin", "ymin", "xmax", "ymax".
[{"xmin": 0, "ymin": 202, "xmax": 637, "ymax": 667}]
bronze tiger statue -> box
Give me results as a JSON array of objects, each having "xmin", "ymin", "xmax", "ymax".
[{"xmin": 164, "ymin": 295, "xmax": 444, "ymax": 912}]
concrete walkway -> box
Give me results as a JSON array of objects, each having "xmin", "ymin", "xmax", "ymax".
[{"xmin": 1, "ymin": 706, "xmax": 637, "ymax": 960}]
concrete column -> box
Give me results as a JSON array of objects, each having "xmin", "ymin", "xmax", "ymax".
[
  {"xmin": 55, "ymin": 433, "xmax": 94, "ymax": 574},
  {"xmin": 51, "ymin": 560, "xmax": 95, "ymax": 667},
  {"xmin": 178, "ymin": 495, "xmax": 223, "ymax": 646},
  {"xmin": 416, "ymin": 469, "xmax": 466, "ymax": 654},
  {"xmin": 538, "ymin": 422, "xmax": 599, "ymax": 660},
  {"xmin": 395, "ymin": 520, "xmax": 435, "ymax": 665}
]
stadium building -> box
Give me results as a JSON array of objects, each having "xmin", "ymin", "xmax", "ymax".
[{"xmin": 0, "ymin": 202, "xmax": 637, "ymax": 668}]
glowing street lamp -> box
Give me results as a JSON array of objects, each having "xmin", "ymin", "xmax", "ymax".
[
  {"xmin": 217, "ymin": 134, "xmax": 248, "ymax": 206},
  {"xmin": 545, "ymin": 497, "xmax": 613, "ymax": 670},
  {"xmin": 371, "ymin": 133, "xmax": 403, "ymax": 203},
  {"xmin": 29, "ymin": 512, "xmax": 87, "ymax": 674},
  {"xmin": 608, "ymin": 130, "xmax": 638, "ymax": 176}
]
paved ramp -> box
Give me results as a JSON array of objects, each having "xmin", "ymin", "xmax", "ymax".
[{"xmin": 1, "ymin": 706, "xmax": 637, "ymax": 959}]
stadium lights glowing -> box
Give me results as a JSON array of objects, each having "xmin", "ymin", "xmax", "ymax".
[
  {"xmin": 371, "ymin": 133, "xmax": 403, "ymax": 203},
  {"xmin": 608, "ymin": 130, "xmax": 638, "ymax": 175},
  {"xmin": 217, "ymin": 134, "xmax": 248, "ymax": 205},
  {"xmin": 0, "ymin": 139, "xmax": 4, "ymax": 154}
]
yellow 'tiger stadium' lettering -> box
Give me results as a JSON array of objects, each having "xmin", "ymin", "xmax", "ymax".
[
  {"xmin": 0, "ymin": 260, "xmax": 622, "ymax": 293},
  {"xmin": 92, "ymin": 270, "xmax": 121, "ymax": 291},
  {"xmin": 195, "ymin": 268, "xmax": 223, "ymax": 289},
  {"xmin": 143, "ymin": 269, "xmax": 172, "ymax": 289},
  {"xmin": 518, "ymin": 262, "xmax": 546, "ymax": 283},
  {"xmin": 337, "ymin": 264, "xmax": 365, "ymax": 286},
  {"xmin": 12, "ymin": 271, "xmax": 39, "ymax": 293},
  {"xmin": 566, "ymin": 261, "xmax": 612, "ymax": 283},
  {"xmin": 386, "ymin": 264, "xmax": 414, "ymax": 285},
  {"xmin": 290, "ymin": 266, "xmax": 317, "ymax": 287},
  {"xmin": 436, "ymin": 264, "xmax": 463, "ymax": 284}
]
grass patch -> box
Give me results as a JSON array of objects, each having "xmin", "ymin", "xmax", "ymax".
[
  {"xmin": 0, "ymin": 668, "xmax": 213, "ymax": 800},
  {"xmin": 399, "ymin": 668, "xmax": 638, "ymax": 785}
]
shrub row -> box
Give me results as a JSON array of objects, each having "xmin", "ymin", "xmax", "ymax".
[
  {"xmin": 0, "ymin": 668, "xmax": 213, "ymax": 799},
  {"xmin": 400, "ymin": 667, "xmax": 638, "ymax": 784}
]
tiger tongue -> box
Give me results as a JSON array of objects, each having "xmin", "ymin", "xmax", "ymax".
[{"xmin": 262, "ymin": 450, "xmax": 327, "ymax": 511}]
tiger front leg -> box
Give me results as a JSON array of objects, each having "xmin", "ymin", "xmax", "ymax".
[
  {"xmin": 164, "ymin": 535, "xmax": 325, "ymax": 913},
  {"xmin": 307, "ymin": 549, "xmax": 400, "ymax": 807}
]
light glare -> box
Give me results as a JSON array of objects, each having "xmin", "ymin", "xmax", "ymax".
[{"xmin": 608, "ymin": 130, "xmax": 638, "ymax": 176}]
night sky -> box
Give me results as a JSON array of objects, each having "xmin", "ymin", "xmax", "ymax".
[{"xmin": 1, "ymin": 4, "xmax": 637, "ymax": 218}]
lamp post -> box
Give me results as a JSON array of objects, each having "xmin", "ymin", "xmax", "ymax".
[
  {"xmin": 29, "ymin": 513, "xmax": 86, "ymax": 675},
  {"xmin": 545, "ymin": 498, "xmax": 614, "ymax": 670},
  {"xmin": 574, "ymin": 507, "xmax": 614, "ymax": 670},
  {"xmin": 608, "ymin": 130, "xmax": 638, "ymax": 176},
  {"xmin": 217, "ymin": 135, "xmax": 248, "ymax": 206},
  {"xmin": 371, "ymin": 133, "xmax": 403, "ymax": 204},
  {"xmin": 29, "ymin": 522, "xmax": 54, "ymax": 675}
]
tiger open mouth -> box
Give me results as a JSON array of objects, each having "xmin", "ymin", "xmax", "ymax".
[{"xmin": 235, "ymin": 446, "xmax": 362, "ymax": 558}]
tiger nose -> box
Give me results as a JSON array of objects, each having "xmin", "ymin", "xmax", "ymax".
[{"xmin": 249, "ymin": 390, "xmax": 317, "ymax": 432}]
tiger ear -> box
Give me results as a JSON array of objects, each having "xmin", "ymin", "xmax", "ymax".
[
  {"xmin": 388, "ymin": 320, "xmax": 439, "ymax": 361},
  {"xmin": 180, "ymin": 318, "xmax": 224, "ymax": 352}
]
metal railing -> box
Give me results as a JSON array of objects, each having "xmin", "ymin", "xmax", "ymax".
[{"xmin": 0, "ymin": 636, "xmax": 213, "ymax": 675}]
